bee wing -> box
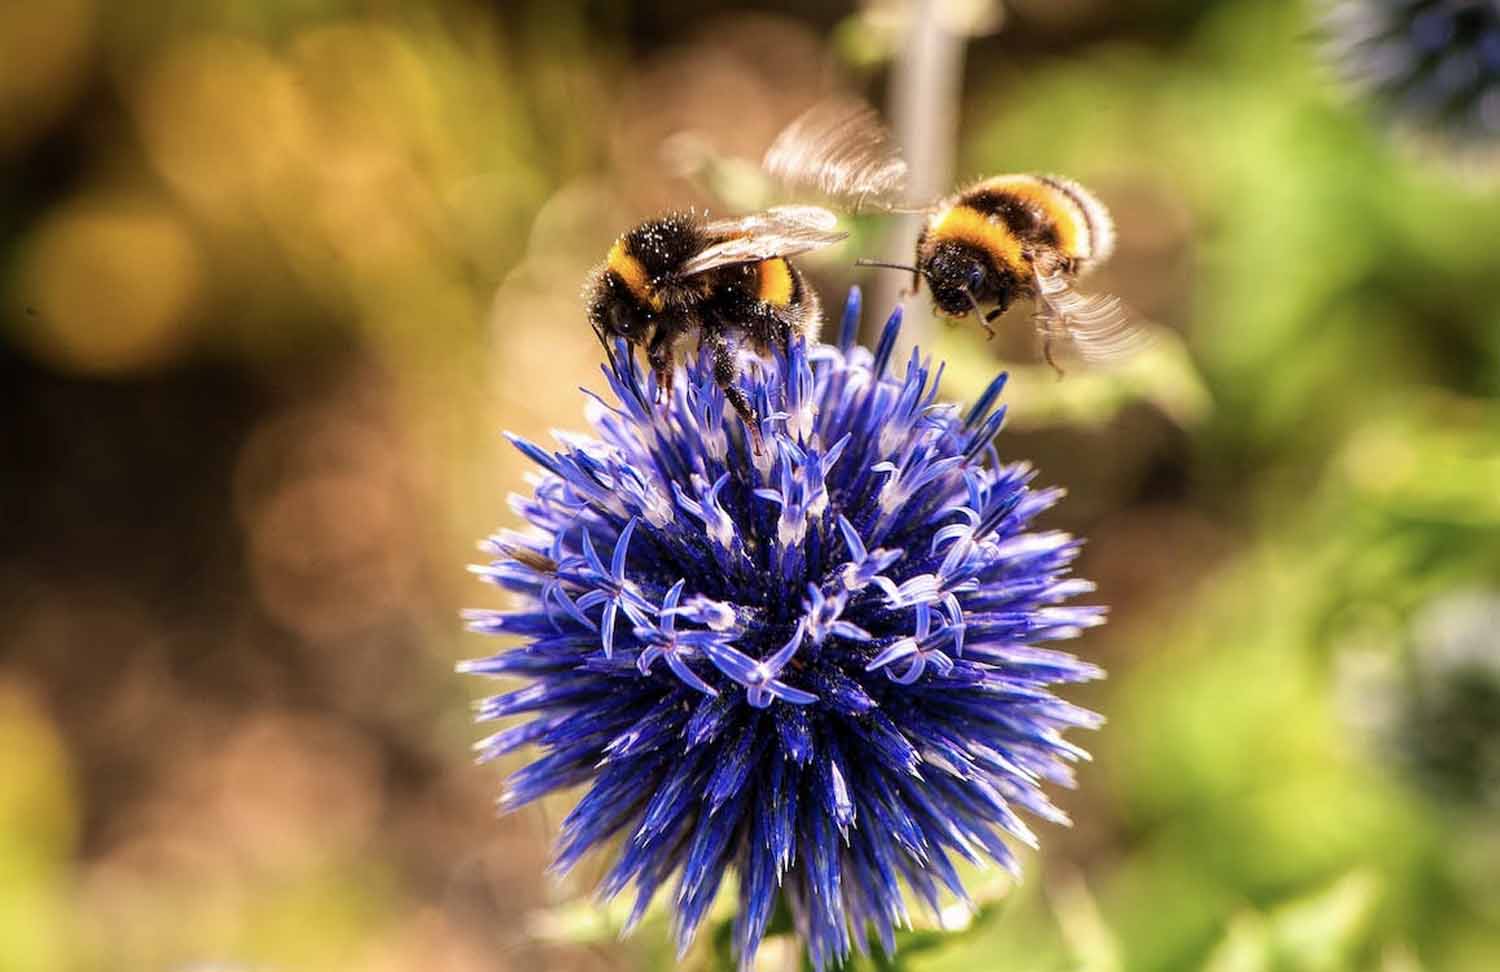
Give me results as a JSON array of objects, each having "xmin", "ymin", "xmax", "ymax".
[
  {"xmin": 762, "ymin": 99, "xmax": 909, "ymax": 210},
  {"xmin": 702, "ymin": 204, "xmax": 841, "ymax": 236},
  {"xmin": 1034, "ymin": 272, "xmax": 1153, "ymax": 364},
  {"xmin": 681, "ymin": 206, "xmax": 848, "ymax": 277}
]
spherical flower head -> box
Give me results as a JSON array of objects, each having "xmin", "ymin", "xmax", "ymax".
[
  {"xmin": 1321, "ymin": 0, "xmax": 1500, "ymax": 150},
  {"xmin": 461, "ymin": 289, "xmax": 1106, "ymax": 969},
  {"xmin": 1345, "ymin": 589, "xmax": 1500, "ymax": 811}
]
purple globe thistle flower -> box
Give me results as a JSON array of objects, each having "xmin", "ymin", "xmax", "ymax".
[
  {"xmin": 460, "ymin": 290, "xmax": 1105, "ymax": 969},
  {"xmin": 1340, "ymin": 589, "xmax": 1500, "ymax": 812},
  {"xmin": 1322, "ymin": 0, "xmax": 1500, "ymax": 146}
]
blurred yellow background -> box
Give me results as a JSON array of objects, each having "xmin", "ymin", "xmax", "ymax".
[{"xmin": 3, "ymin": 1, "xmax": 1499, "ymax": 970}]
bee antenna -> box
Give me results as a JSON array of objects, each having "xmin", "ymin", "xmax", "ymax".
[
  {"xmin": 856, "ymin": 258, "xmax": 927, "ymax": 278},
  {"xmin": 589, "ymin": 318, "xmax": 614, "ymax": 355}
]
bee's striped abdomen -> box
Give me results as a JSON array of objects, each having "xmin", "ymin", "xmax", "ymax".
[
  {"xmin": 955, "ymin": 174, "xmax": 1114, "ymax": 268},
  {"xmin": 756, "ymin": 257, "xmax": 795, "ymax": 307},
  {"xmin": 1035, "ymin": 174, "xmax": 1115, "ymax": 266}
]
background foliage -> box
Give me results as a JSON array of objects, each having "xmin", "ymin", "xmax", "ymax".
[{"xmin": 2, "ymin": 0, "xmax": 1498, "ymax": 970}]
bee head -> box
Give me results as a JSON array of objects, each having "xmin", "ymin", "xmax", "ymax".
[
  {"xmin": 588, "ymin": 279, "xmax": 653, "ymax": 349},
  {"xmin": 924, "ymin": 241, "xmax": 1011, "ymax": 319}
]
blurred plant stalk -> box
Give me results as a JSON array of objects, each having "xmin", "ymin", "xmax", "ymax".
[{"xmin": 877, "ymin": 0, "xmax": 978, "ymax": 355}]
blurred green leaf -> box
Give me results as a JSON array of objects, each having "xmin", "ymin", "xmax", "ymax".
[
  {"xmin": 1050, "ymin": 871, "xmax": 1124, "ymax": 972},
  {"xmin": 935, "ymin": 323, "xmax": 1211, "ymax": 432},
  {"xmin": 1200, "ymin": 872, "xmax": 1381, "ymax": 972}
]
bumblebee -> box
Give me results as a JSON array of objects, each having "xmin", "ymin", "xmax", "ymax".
[
  {"xmin": 586, "ymin": 206, "xmax": 844, "ymax": 452},
  {"xmin": 765, "ymin": 101, "xmax": 1146, "ymax": 368}
]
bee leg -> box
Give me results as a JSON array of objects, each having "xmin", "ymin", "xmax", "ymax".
[
  {"xmin": 655, "ymin": 361, "xmax": 675, "ymax": 403},
  {"xmin": 1041, "ymin": 335, "xmax": 1065, "ymax": 379},
  {"xmin": 961, "ymin": 291, "xmax": 998, "ymax": 340},
  {"xmin": 1031, "ymin": 306, "xmax": 1067, "ymax": 379},
  {"xmin": 743, "ymin": 412, "xmax": 765, "ymax": 457},
  {"xmin": 647, "ymin": 332, "xmax": 675, "ymax": 404},
  {"xmin": 909, "ymin": 226, "xmax": 928, "ymax": 298},
  {"xmin": 981, "ymin": 307, "xmax": 1003, "ymax": 340},
  {"xmin": 709, "ymin": 334, "xmax": 763, "ymax": 456}
]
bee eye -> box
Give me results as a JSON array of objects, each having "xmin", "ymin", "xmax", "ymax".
[
  {"xmin": 609, "ymin": 302, "xmax": 639, "ymax": 338},
  {"xmin": 966, "ymin": 264, "xmax": 987, "ymax": 292}
]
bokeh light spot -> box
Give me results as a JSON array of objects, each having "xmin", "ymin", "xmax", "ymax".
[
  {"xmin": 15, "ymin": 197, "xmax": 202, "ymax": 375},
  {"xmin": 0, "ymin": 0, "xmax": 95, "ymax": 150},
  {"xmin": 133, "ymin": 35, "xmax": 310, "ymax": 218}
]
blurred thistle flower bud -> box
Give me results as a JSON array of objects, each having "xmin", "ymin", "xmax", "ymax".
[
  {"xmin": 1339, "ymin": 589, "xmax": 1500, "ymax": 812},
  {"xmin": 1320, "ymin": 0, "xmax": 1500, "ymax": 156},
  {"xmin": 460, "ymin": 289, "xmax": 1105, "ymax": 969}
]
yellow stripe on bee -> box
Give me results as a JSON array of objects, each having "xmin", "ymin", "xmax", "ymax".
[
  {"xmin": 607, "ymin": 239, "xmax": 664, "ymax": 311},
  {"xmin": 757, "ymin": 258, "xmax": 794, "ymax": 306},
  {"xmin": 973, "ymin": 175, "xmax": 1088, "ymax": 258},
  {"xmin": 929, "ymin": 204, "xmax": 1026, "ymax": 272}
]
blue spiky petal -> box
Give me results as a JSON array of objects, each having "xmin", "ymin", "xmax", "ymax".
[
  {"xmin": 1323, "ymin": 0, "xmax": 1500, "ymax": 146},
  {"xmin": 461, "ymin": 289, "xmax": 1106, "ymax": 969}
]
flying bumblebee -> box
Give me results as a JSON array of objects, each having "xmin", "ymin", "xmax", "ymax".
[
  {"xmin": 586, "ymin": 205, "xmax": 845, "ymax": 453},
  {"xmin": 764, "ymin": 101, "xmax": 1148, "ymax": 369}
]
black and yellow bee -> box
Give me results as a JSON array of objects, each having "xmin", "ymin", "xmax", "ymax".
[
  {"xmin": 586, "ymin": 206, "xmax": 845, "ymax": 452},
  {"xmin": 765, "ymin": 101, "xmax": 1146, "ymax": 369}
]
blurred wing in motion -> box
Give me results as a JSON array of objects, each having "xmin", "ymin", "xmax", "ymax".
[
  {"xmin": 706, "ymin": 204, "xmax": 840, "ymax": 236},
  {"xmin": 763, "ymin": 100, "xmax": 909, "ymax": 210},
  {"xmin": 682, "ymin": 206, "xmax": 847, "ymax": 276},
  {"xmin": 1034, "ymin": 271, "xmax": 1153, "ymax": 365}
]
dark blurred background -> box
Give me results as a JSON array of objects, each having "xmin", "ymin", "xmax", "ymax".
[{"xmin": 3, "ymin": 1, "xmax": 1500, "ymax": 970}]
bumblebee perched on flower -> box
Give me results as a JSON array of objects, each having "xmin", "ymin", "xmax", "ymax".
[
  {"xmin": 586, "ymin": 206, "xmax": 845, "ymax": 453},
  {"xmin": 765, "ymin": 101, "xmax": 1147, "ymax": 368}
]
